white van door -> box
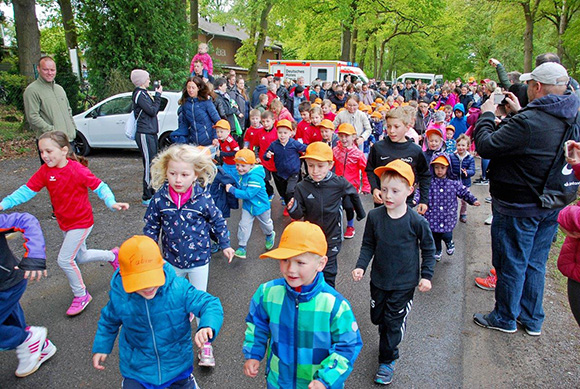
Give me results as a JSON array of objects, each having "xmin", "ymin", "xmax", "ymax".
[{"xmin": 311, "ymin": 66, "xmax": 335, "ymax": 83}]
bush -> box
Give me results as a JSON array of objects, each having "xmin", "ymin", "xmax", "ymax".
[
  {"xmin": 53, "ymin": 51, "xmax": 81, "ymax": 114},
  {"xmin": 0, "ymin": 72, "xmax": 28, "ymax": 111}
]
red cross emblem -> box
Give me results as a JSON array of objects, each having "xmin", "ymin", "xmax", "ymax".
[{"xmin": 273, "ymin": 70, "xmax": 284, "ymax": 78}]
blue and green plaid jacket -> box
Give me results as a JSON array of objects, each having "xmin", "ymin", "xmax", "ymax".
[{"xmin": 243, "ymin": 272, "xmax": 362, "ymax": 388}]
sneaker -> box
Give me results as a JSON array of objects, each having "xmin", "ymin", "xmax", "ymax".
[
  {"xmin": 489, "ymin": 268, "xmax": 496, "ymax": 277},
  {"xmin": 50, "ymin": 212, "xmax": 57, "ymax": 220},
  {"xmin": 473, "ymin": 313, "xmax": 516, "ymax": 333},
  {"xmin": 485, "ymin": 196, "xmax": 492, "ymax": 203},
  {"xmin": 210, "ymin": 241, "xmax": 220, "ymax": 254},
  {"xmin": 459, "ymin": 214, "xmax": 467, "ymax": 223},
  {"xmin": 198, "ymin": 342, "xmax": 215, "ymax": 367},
  {"xmin": 265, "ymin": 231, "xmax": 276, "ymax": 250},
  {"xmin": 516, "ymin": 319, "xmax": 541, "ymax": 336},
  {"xmin": 344, "ymin": 226, "xmax": 356, "ymax": 239},
  {"xmin": 66, "ymin": 292, "xmax": 92, "ymax": 316},
  {"xmin": 434, "ymin": 251, "xmax": 442, "ymax": 262},
  {"xmin": 110, "ymin": 247, "xmax": 120, "ymax": 270},
  {"xmin": 484, "ymin": 215, "xmax": 493, "ymax": 225},
  {"xmin": 446, "ymin": 240, "xmax": 455, "ymax": 256},
  {"xmin": 15, "ymin": 326, "xmax": 47, "ymax": 377},
  {"xmin": 39, "ymin": 338, "xmax": 57, "ymax": 366},
  {"xmin": 475, "ymin": 274, "xmax": 496, "ymax": 291},
  {"xmin": 475, "ymin": 179, "xmax": 489, "ymax": 186},
  {"xmin": 234, "ymin": 248, "xmax": 247, "ymax": 259},
  {"xmin": 374, "ymin": 361, "xmax": 395, "ymax": 385},
  {"xmin": 283, "ymin": 208, "xmax": 289, "ymax": 217},
  {"xmin": 141, "ymin": 199, "xmax": 151, "ymax": 207}
]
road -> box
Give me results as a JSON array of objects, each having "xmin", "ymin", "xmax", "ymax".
[{"xmin": 0, "ymin": 151, "xmax": 579, "ymax": 388}]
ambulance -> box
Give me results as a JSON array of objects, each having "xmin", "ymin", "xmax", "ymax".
[{"xmin": 267, "ymin": 60, "xmax": 369, "ymax": 85}]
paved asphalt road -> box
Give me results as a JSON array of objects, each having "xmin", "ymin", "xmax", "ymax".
[{"xmin": 1, "ymin": 151, "xmax": 579, "ymax": 388}]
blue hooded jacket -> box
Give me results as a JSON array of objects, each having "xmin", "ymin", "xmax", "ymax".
[
  {"xmin": 92, "ymin": 264, "xmax": 223, "ymax": 386},
  {"xmin": 228, "ymin": 165, "xmax": 270, "ymax": 216},
  {"xmin": 171, "ymin": 97, "xmax": 221, "ymax": 146},
  {"xmin": 450, "ymin": 103, "xmax": 468, "ymax": 138},
  {"xmin": 209, "ymin": 166, "xmax": 239, "ymax": 218}
]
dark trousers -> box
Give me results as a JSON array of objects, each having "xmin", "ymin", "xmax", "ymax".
[
  {"xmin": 432, "ymin": 231, "xmax": 453, "ymax": 253},
  {"xmin": 123, "ymin": 373, "xmax": 197, "ymax": 389},
  {"xmin": 370, "ymin": 283, "xmax": 414, "ymax": 364},
  {"xmin": 264, "ymin": 169, "xmax": 274, "ymax": 197},
  {"xmin": 323, "ymin": 243, "xmax": 341, "ymax": 288},
  {"xmin": 568, "ymin": 278, "xmax": 580, "ymax": 327},
  {"xmin": 343, "ymin": 196, "xmax": 354, "ymax": 222},
  {"xmin": 0, "ymin": 279, "xmax": 28, "ymax": 350},
  {"xmin": 135, "ymin": 133, "xmax": 158, "ymax": 201},
  {"xmin": 272, "ymin": 172, "xmax": 301, "ymax": 204}
]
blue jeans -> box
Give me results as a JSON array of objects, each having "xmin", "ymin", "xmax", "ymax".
[
  {"xmin": 487, "ymin": 204, "xmax": 559, "ymax": 332},
  {"xmin": 0, "ymin": 279, "xmax": 28, "ymax": 350}
]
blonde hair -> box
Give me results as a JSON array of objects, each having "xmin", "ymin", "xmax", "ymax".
[
  {"xmin": 150, "ymin": 144, "xmax": 216, "ymax": 190},
  {"xmin": 456, "ymin": 133, "xmax": 471, "ymax": 146},
  {"xmin": 385, "ymin": 107, "xmax": 411, "ymax": 126},
  {"xmin": 309, "ymin": 106, "xmax": 323, "ymax": 117}
]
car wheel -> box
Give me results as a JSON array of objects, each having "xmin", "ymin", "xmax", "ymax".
[
  {"xmin": 75, "ymin": 131, "xmax": 91, "ymax": 156},
  {"xmin": 158, "ymin": 132, "xmax": 173, "ymax": 150}
]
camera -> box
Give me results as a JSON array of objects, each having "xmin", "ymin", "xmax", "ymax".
[
  {"xmin": 493, "ymin": 92, "xmax": 504, "ymax": 104},
  {"xmin": 153, "ymin": 80, "xmax": 161, "ymax": 89}
]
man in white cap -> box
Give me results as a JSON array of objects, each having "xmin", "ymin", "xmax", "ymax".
[
  {"xmin": 472, "ymin": 61, "xmax": 579, "ymax": 335},
  {"xmin": 23, "ymin": 56, "xmax": 78, "ymax": 160}
]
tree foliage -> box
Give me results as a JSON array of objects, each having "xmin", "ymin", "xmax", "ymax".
[{"xmin": 77, "ymin": 0, "xmax": 192, "ymax": 98}]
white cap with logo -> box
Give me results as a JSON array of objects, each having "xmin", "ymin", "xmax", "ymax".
[{"xmin": 519, "ymin": 62, "xmax": 569, "ymax": 86}]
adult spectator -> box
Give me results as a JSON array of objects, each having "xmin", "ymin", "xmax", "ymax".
[
  {"xmin": 415, "ymin": 98, "xmax": 432, "ymax": 139},
  {"xmin": 23, "ymin": 56, "xmax": 77, "ymax": 158},
  {"xmin": 251, "ymin": 78, "xmax": 268, "ymax": 108},
  {"xmin": 536, "ymin": 52, "xmax": 580, "ymax": 98},
  {"xmin": 333, "ymin": 95, "xmax": 372, "ymax": 147},
  {"xmin": 191, "ymin": 60, "xmax": 214, "ymax": 84},
  {"xmin": 214, "ymin": 77, "xmax": 241, "ymax": 134},
  {"xmin": 330, "ymin": 88, "xmax": 347, "ymax": 110},
  {"xmin": 265, "ymin": 73, "xmax": 274, "ymax": 83},
  {"xmin": 309, "ymin": 84, "xmax": 322, "ymax": 103},
  {"xmin": 230, "ymin": 76, "xmax": 250, "ymax": 129},
  {"xmin": 274, "ymin": 76, "xmax": 289, "ymax": 108},
  {"xmin": 472, "ymin": 62, "xmax": 579, "ymax": 335},
  {"xmin": 226, "ymin": 73, "xmax": 237, "ymax": 93},
  {"xmin": 130, "ymin": 69, "xmax": 163, "ymax": 206},
  {"xmin": 458, "ymin": 85, "xmax": 473, "ymax": 109},
  {"xmin": 171, "ymin": 76, "xmax": 220, "ymax": 147},
  {"xmin": 418, "ymin": 88, "xmax": 432, "ymax": 104}
]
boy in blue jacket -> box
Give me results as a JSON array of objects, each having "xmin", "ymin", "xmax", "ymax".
[
  {"xmin": 225, "ymin": 149, "xmax": 276, "ymax": 259},
  {"xmin": 92, "ymin": 235, "xmax": 223, "ymax": 389}
]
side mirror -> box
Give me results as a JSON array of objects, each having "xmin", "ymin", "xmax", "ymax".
[{"xmin": 89, "ymin": 110, "xmax": 99, "ymax": 119}]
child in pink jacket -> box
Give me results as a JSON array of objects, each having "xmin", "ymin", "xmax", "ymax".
[{"xmin": 190, "ymin": 43, "xmax": 213, "ymax": 76}]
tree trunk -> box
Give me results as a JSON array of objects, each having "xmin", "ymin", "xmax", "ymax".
[
  {"xmin": 359, "ymin": 38, "xmax": 367, "ymax": 71},
  {"xmin": 350, "ymin": 26, "xmax": 358, "ymax": 63},
  {"xmin": 190, "ymin": 0, "xmax": 199, "ymax": 40},
  {"xmin": 57, "ymin": 0, "xmax": 78, "ymax": 50},
  {"xmin": 557, "ymin": 0, "xmax": 567, "ymax": 59},
  {"xmin": 340, "ymin": 22, "xmax": 351, "ymax": 62},
  {"xmin": 373, "ymin": 41, "xmax": 378, "ymax": 78},
  {"xmin": 522, "ymin": 2, "xmax": 534, "ymax": 72},
  {"xmin": 378, "ymin": 40, "xmax": 387, "ymax": 80},
  {"xmin": 248, "ymin": 1, "xmax": 274, "ymax": 93},
  {"xmin": 13, "ymin": 0, "xmax": 41, "ymax": 81}
]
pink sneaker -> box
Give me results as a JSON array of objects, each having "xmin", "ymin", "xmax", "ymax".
[
  {"xmin": 110, "ymin": 247, "xmax": 120, "ymax": 270},
  {"xmin": 198, "ymin": 342, "xmax": 215, "ymax": 367},
  {"xmin": 66, "ymin": 292, "xmax": 92, "ymax": 316},
  {"xmin": 15, "ymin": 326, "xmax": 47, "ymax": 377}
]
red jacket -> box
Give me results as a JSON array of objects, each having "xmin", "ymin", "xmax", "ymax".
[
  {"xmin": 557, "ymin": 164, "xmax": 580, "ymax": 283},
  {"xmin": 332, "ymin": 144, "xmax": 370, "ymax": 193},
  {"xmin": 256, "ymin": 126, "xmax": 278, "ymax": 172}
]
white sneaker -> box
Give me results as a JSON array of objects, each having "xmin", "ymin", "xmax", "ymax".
[
  {"xmin": 198, "ymin": 342, "xmax": 215, "ymax": 367},
  {"xmin": 39, "ymin": 339, "xmax": 57, "ymax": 366},
  {"xmin": 484, "ymin": 215, "xmax": 493, "ymax": 225},
  {"xmin": 15, "ymin": 326, "xmax": 47, "ymax": 377}
]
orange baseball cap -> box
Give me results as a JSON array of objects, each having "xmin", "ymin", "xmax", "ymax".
[
  {"xmin": 300, "ymin": 142, "xmax": 333, "ymax": 162},
  {"xmin": 371, "ymin": 111, "xmax": 382, "ymax": 119},
  {"xmin": 336, "ymin": 123, "xmax": 356, "ymax": 135},
  {"xmin": 425, "ymin": 128, "xmax": 443, "ymax": 140},
  {"xmin": 374, "ymin": 159, "xmax": 415, "ymax": 186},
  {"xmin": 319, "ymin": 119, "xmax": 335, "ymax": 130},
  {"xmin": 234, "ymin": 148, "xmax": 256, "ymax": 164},
  {"xmin": 314, "ymin": 98, "xmax": 322, "ymax": 104},
  {"xmin": 213, "ymin": 119, "xmax": 230, "ymax": 130},
  {"xmin": 431, "ymin": 155, "xmax": 449, "ymax": 166},
  {"xmin": 378, "ymin": 105, "xmax": 388, "ymax": 112},
  {"xmin": 260, "ymin": 221, "xmax": 327, "ymax": 259},
  {"xmin": 445, "ymin": 124, "xmax": 456, "ymax": 133},
  {"xmin": 277, "ymin": 119, "xmax": 293, "ymax": 130},
  {"xmin": 375, "ymin": 98, "xmax": 384, "ymax": 104},
  {"xmin": 119, "ymin": 236, "xmax": 166, "ymax": 293}
]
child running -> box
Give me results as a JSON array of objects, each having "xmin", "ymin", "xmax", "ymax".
[
  {"xmin": 0, "ymin": 131, "xmax": 129, "ymax": 316},
  {"xmin": 255, "ymin": 110, "xmax": 278, "ymax": 199},
  {"xmin": 93, "ymin": 235, "xmax": 223, "ymax": 389},
  {"xmin": 226, "ymin": 149, "xmax": 276, "ymax": 259},
  {"xmin": 424, "ymin": 153, "xmax": 480, "ymax": 261},
  {"xmin": 143, "ymin": 144, "xmax": 234, "ymax": 367},
  {"xmin": 287, "ymin": 142, "xmax": 366, "ymax": 288},
  {"xmin": 449, "ymin": 134, "xmax": 476, "ymax": 223},
  {"xmin": 214, "ymin": 119, "xmax": 240, "ymax": 178},
  {"xmin": 243, "ymin": 221, "xmax": 362, "ymax": 388},
  {"xmin": 319, "ymin": 119, "xmax": 339, "ymax": 148},
  {"xmin": 352, "ymin": 160, "xmax": 435, "ymax": 385},
  {"xmin": 1, "ymin": 212, "xmax": 56, "ymax": 377},
  {"xmin": 333, "ymin": 123, "xmax": 371, "ymax": 239}
]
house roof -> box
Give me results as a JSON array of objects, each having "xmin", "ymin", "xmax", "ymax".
[{"xmin": 198, "ymin": 18, "xmax": 281, "ymax": 50}]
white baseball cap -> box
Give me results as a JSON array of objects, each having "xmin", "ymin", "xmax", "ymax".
[{"xmin": 519, "ymin": 62, "xmax": 569, "ymax": 86}]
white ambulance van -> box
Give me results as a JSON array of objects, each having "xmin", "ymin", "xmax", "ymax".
[{"xmin": 268, "ymin": 60, "xmax": 369, "ymax": 85}]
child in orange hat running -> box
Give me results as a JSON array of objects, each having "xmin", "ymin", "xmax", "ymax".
[{"xmin": 214, "ymin": 119, "xmax": 240, "ymax": 178}]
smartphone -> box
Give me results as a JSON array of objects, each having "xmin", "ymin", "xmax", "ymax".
[
  {"xmin": 493, "ymin": 93, "xmax": 504, "ymax": 104},
  {"xmin": 565, "ymin": 140, "xmax": 574, "ymax": 159},
  {"xmin": 153, "ymin": 80, "xmax": 161, "ymax": 89}
]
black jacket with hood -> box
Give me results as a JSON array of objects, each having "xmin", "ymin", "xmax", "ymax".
[{"xmin": 133, "ymin": 87, "xmax": 161, "ymax": 135}]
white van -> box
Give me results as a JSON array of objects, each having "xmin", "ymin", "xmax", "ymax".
[
  {"xmin": 268, "ymin": 60, "xmax": 369, "ymax": 85},
  {"xmin": 396, "ymin": 73, "xmax": 443, "ymax": 86}
]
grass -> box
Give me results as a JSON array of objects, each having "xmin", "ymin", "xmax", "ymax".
[
  {"xmin": 548, "ymin": 229, "xmax": 567, "ymax": 294},
  {"xmin": 0, "ymin": 105, "xmax": 36, "ymax": 159}
]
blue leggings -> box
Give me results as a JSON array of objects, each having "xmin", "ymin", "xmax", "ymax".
[{"xmin": 481, "ymin": 158, "xmax": 490, "ymax": 179}]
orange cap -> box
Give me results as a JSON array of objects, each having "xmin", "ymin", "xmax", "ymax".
[
  {"xmin": 336, "ymin": 123, "xmax": 356, "ymax": 135},
  {"xmin": 375, "ymin": 98, "xmax": 384, "ymax": 104},
  {"xmin": 358, "ymin": 101, "xmax": 366, "ymax": 109},
  {"xmin": 277, "ymin": 119, "xmax": 293, "ymax": 130},
  {"xmin": 300, "ymin": 141, "xmax": 333, "ymax": 162},
  {"xmin": 314, "ymin": 98, "xmax": 322, "ymax": 104},
  {"xmin": 119, "ymin": 236, "xmax": 165, "ymax": 293},
  {"xmin": 374, "ymin": 159, "xmax": 415, "ymax": 186},
  {"xmin": 371, "ymin": 102, "xmax": 377, "ymax": 108},
  {"xmin": 378, "ymin": 106, "xmax": 388, "ymax": 112},
  {"xmin": 445, "ymin": 124, "xmax": 456, "ymax": 133},
  {"xmin": 260, "ymin": 221, "xmax": 327, "ymax": 259},
  {"xmin": 319, "ymin": 119, "xmax": 335, "ymax": 130},
  {"xmin": 431, "ymin": 155, "xmax": 449, "ymax": 166},
  {"xmin": 234, "ymin": 148, "xmax": 256, "ymax": 164},
  {"xmin": 371, "ymin": 111, "xmax": 382, "ymax": 119},
  {"xmin": 213, "ymin": 119, "xmax": 231, "ymax": 130},
  {"xmin": 425, "ymin": 128, "xmax": 443, "ymax": 140}
]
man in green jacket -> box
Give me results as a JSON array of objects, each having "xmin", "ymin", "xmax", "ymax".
[{"xmin": 23, "ymin": 56, "xmax": 77, "ymax": 157}]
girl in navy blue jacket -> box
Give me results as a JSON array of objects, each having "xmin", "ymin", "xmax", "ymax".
[{"xmin": 143, "ymin": 144, "xmax": 234, "ymax": 367}]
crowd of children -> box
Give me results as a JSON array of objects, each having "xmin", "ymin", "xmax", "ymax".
[{"xmin": 2, "ymin": 69, "xmax": 511, "ymax": 387}]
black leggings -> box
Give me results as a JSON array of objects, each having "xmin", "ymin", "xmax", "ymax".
[
  {"xmin": 343, "ymin": 196, "xmax": 354, "ymax": 222},
  {"xmin": 568, "ymin": 278, "xmax": 580, "ymax": 327},
  {"xmin": 432, "ymin": 231, "xmax": 453, "ymax": 253}
]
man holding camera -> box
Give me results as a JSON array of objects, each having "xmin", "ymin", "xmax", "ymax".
[{"xmin": 472, "ymin": 62, "xmax": 579, "ymax": 336}]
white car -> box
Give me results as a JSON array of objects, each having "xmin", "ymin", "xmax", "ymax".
[{"xmin": 73, "ymin": 91, "xmax": 181, "ymax": 155}]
